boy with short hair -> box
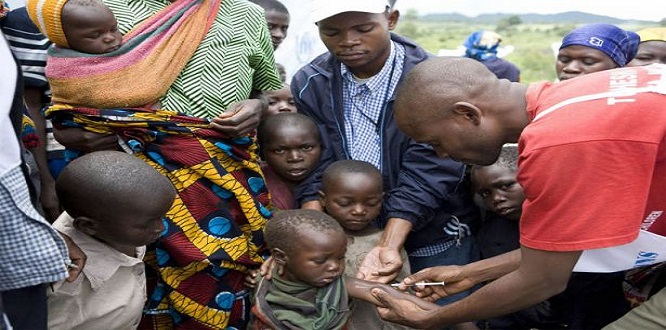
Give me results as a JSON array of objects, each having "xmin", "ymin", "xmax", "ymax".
[
  {"xmin": 250, "ymin": 209, "xmax": 437, "ymax": 329},
  {"xmin": 49, "ymin": 150, "xmax": 176, "ymax": 329},
  {"xmin": 249, "ymin": 0, "xmax": 289, "ymax": 51},
  {"xmin": 250, "ymin": 0, "xmax": 290, "ymax": 81},
  {"xmin": 257, "ymin": 112, "xmax": 322, "ymax": 210},
  {"xmin": 319, "ymin": 159, "xmax": 413, "ymax": 330},
  {"xmin": 470, "ymin": 145, "xmax": 562, "ymax": 329},
  {"xmin": 469, "ymin": 145, "xmax": 524, "ymax": 259}
]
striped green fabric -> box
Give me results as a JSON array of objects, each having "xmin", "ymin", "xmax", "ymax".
[{"xmin": 103, "ymin": 0, "xmax": 282, "ymax": 118}]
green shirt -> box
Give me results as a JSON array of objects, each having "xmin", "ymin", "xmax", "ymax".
[{"xmin": 104, "ymin": 0, "xmax": 282, "ymax": 118}]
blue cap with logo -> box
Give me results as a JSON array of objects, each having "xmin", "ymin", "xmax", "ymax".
[{"xmin": 560, "ymin": 23, "xmax": 640, "ymax": 67}]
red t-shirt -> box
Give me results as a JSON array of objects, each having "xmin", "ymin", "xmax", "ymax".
[{"xmin": 518, "ymin": 65, "xmax": 666, "ymax": 251}]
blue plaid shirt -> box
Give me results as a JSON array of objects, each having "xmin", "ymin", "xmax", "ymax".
[
  {"xmin": 341, "ymin": 42, "xmax": 405, "ymax": 169},
  {"xmin": 0, "ymin": 165, "xmax": 69, "ymax": 291}
]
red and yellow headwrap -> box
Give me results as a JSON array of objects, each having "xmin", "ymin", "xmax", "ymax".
[{"xmin": 25, "ymin": 0, "xmax": 70, "ymax": 48}]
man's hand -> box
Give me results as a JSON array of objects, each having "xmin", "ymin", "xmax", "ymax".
[
  {"xmin": 58, "ymin": 232, "xmax": 87, "ymax": 282},
  {"xmin": 53, "ymin": 127, "xmax": 118, "ymax": 153},
  {"xmin": 356, "ymin": 246, "xmax": 402, "ymax": 283},
  {"xmin": 210, "ymin": 99, "xmax": 264, "ymax": 137},
  {"xmin": 394, "ymin": 265, "xmax": 474, "ymax": 302},
  {"xmin": 372, "ymin": 287, "xmax": 439, "ymax": 329}
]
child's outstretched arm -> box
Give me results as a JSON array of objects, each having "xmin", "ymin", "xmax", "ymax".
[{"xmin": 344, "ymin": 276, "xmax": 439, "ymax": 311}]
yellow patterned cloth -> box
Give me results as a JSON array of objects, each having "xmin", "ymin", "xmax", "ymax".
[{"xmin": 46, "ymin": 105, "xmax": 271, "ymax": 329}]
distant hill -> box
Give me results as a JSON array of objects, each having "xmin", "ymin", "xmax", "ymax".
[{"xmin": 421, "ymin": 11, "xmax": 656, "ymax": 24}]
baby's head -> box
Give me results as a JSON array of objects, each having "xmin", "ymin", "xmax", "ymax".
[
  {"xmin": 265, "ymin": 209, "xmax": 347, "ymax": 287},
  {"xmin": 470, "ymin": 144, "xmax": 523, "ymax": 221},
  {"xmin": 257, "ymin": 112, "xmax": 321, "ymax": 184},
  {"xmin": 56, "ymin": 151, "xmax": 176, "ymax": 252},
  {"xmin": 264, "ymin": 83, "xmax": 296, "ymax": 116},
  {"xmin": 319, "ymin": 160, "xmax": 383, "ymax": 231},
  {"xmin": 27, "ymin": 0, "xmax": 121, "ymax": 53}
]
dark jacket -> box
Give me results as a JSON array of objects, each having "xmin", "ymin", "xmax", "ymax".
[{"xmin": 291, "ymin": 34, "xmax": 479, "ymax": 252}]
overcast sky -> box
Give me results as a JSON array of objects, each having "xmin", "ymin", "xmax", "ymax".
[{"xmin": 393, "ymin": 0, "xmax": 665, "ymax": 22}]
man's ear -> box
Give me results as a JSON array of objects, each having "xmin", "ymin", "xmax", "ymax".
[
  {"xmin": 272, "ymin": 248, "xmax": 288, "ymax": 265},
  {"xmin": 73, "ymin": 216, "xmax": 97, "ymax": 236},
  {"xmin": 452, "ymin": 102, "xmax": 482, "ymax": 125},
  {"xmin": 387, "ymin": 9, "xmax": 400, "ymax": 30}
]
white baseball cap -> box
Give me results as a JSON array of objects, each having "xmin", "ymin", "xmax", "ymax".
[{"xmin": 310, "ymin": 0, "xmax": 390, "ymax": 23}]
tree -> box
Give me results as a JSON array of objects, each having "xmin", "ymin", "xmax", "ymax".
[
  {"xmin": 507, "ymin": 15, "xmax": 522, "ymax": 26},
  {"xmin": 496, "ymin": 15, "xmax": 522, "ymax": 32}
]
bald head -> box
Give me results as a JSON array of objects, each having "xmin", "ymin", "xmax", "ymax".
[
  {"xmin": 392, "ymin": 57, "xmax": 530, "ymax": 165},
  {"xmin": 57, "ymin": 151, "xmax": 175, "ymax": 219},
  {"xmin": 394, "ymin": 57, "xmax": 499, "ymax": 135},
  {"xmin": 321, "ymin": 159, "xmax": 382, "ymax": 193}
]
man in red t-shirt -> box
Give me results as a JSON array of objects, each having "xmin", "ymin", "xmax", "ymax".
[{"xmin": 363, "ymin": 57, "xmax": 666, "ymax": 329}]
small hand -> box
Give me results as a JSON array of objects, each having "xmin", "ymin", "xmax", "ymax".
[
  {"xmin": 372, "ymin": 287, "xmax": 439, "ymax": 329},
  {"xmin": 210, "ymin": 99, "xmax": 263, "ymax": 137},
  {"xmin": 58, "ymin": 232, "xmax": 87, "ymax": 282},
  {"xmin": 356, "ymin": 246, "xmax": 402, "ymax": 283},
  {"xmin": 244, "ymin": 269, "xmax": 259, "ymax": 289}
]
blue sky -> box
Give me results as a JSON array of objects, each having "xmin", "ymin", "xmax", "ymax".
[{"xmin": 395, "ymin": 0, "xmax": 665, "ymax": 22}]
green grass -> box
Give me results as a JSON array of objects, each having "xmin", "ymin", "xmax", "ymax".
[{"xmin": 395, "ymin": 20, "xmax": 655, "ymax": 83}]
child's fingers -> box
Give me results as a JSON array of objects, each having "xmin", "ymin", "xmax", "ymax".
[{"xmin": 244, "ymin": 270, "xmax": 259, "ymax": 288}]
